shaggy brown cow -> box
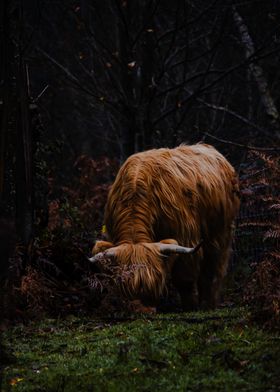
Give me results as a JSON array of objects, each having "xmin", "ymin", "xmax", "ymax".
[{"xmin": 90, "ymin": 144, "xmax": 240, "ymax": 310}]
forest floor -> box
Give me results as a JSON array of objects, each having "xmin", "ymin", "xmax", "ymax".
[{"xmin": 1, "ymin": 306, "xmax": 280, "ymax": 392}]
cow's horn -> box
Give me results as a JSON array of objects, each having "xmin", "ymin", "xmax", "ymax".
[
  {"xmin": 88, "ymin": 248, "xmax": 116, "ymax": 263},
  {"xmin": 157, "ymin": 240, "xmax": 203, "ymax": 255}
]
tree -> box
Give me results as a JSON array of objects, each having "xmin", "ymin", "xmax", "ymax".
[{"xmin": 0, "ymin": 0, "xmax": 34, "ymax": 255}]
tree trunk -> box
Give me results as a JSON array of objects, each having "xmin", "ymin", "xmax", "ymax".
[
  {"xmin": 0, "ymin": 0, "xmax": 12, "ymax": 209},
  {"xmin": 15, "ymin": 59, "xmax": 34, "ymax": 248},
  {"xmin": 15, "ymin": 2, "xmax": 34, "ymax": 253},
  {"xmin": 232, "ymin": 6, "xmax": 280, "ymax": 139}
]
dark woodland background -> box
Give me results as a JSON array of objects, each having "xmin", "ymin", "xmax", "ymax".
[{"xmin": 0, "ymin": 0, "xmax": 279, "ymax": 326}]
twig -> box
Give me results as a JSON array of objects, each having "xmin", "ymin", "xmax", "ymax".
[
  {"xmin": 130, "ymin": 0, "xmax": 160, "ymax": 49},
  {"xmin": 156, "ymin": 0, "xmax": 219, "ymax": 44},
  {"xmin": 152, "ymin": 39, "xmax": 280, "ymax": 130},
  {"xmin": 203, "ymin": 132, "xmax": 280, "ymax": 151},
  {"xmin": 198, "ymin": 99, "xmax": 271, "ymax": 136},
  {"xmin": 37, "ymin": 48, "xmax": 119, "ymax": 111},
  {"xmin": 33, "ymin": 85, "xmax": 49, "ymax": 102}
]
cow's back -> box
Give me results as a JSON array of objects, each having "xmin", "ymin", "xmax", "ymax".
[{"xmin": 105, "ymin": 144, "xmax": 239, "ymax": 246}]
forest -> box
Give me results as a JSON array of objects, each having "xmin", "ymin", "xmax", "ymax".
[{"xmin": 0, "ymin": 0, "xmax": 280, "ymax": 391}]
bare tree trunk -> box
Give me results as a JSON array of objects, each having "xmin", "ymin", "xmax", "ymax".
[
  {"xmin": 232, "ymin": 6, "xmax": 280, "ymax": 138},
  {"xmin": 115, "ymin": 1, "xmax": 156, "ymax": 157},
  {"xmin": 0, "ymin": 0, "xmax": 12, "ymax": 207},
  {"xmin": 115, "ymin": 5, "xmax": 136, "ymax": 159},
  {"xmin": 15, "ymin": 60, "xmax": 34, "ymax": 248},
  {"xmin": 15, "ymin": 2, "xmax": 34, "ymax": 256}
]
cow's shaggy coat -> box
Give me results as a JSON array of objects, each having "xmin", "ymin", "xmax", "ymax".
[{"xmin": 93, "ymin": 144, "xmax": 240, "ymax": 310}]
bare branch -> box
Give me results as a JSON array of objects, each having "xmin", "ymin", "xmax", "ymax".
[
  {"xmin": 197, "ymin": 99, "xmax": 272, "ymax": 137},
  {"xmin": 152, "ymin": 42, "xmax": 280, "ymax": 132},
  {"xmin": 36, "ymin": 47, "xmax": 124, "ymax": 118},
  {"xmin": 203, "ymin": 132, "xmax": 280, "ymax": 151},
  {"xmin": 37, "ymin": 47, "xmax": 100, "ymax": 99},
  {"xmin": 33, "ymin": 85, "xmax": 49, "ymax": 103},
  {"xmin": 130, "ymin": 0, "xmax": 160, "ymax": 49},
  {"xmin": 155, "ymin": 71, "xmax": 222, "ymax": 99},
  {"xmin": 156, "ymin": 0, "xmax": 219, "ymax": 44}
]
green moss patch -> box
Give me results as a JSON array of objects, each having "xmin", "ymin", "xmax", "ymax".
[{"xmin": 2, "ymin": 307, "xmax": 280, "ymax": 391}]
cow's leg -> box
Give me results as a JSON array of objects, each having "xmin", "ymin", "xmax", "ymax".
[
  {"xmin": 172, "ymin": 255, "xmax": 200, "ymax": 311},
  {"xmin": 198, "ymin": 245, "xmax": 231, "ymax": 309},
  {"xmin": 177, "ymin": 281, "xmax": 199, "ymax": 311},
  {"xmin": 211, "ymin": 246, "xmax": 231, "ymax": 307},
  {"xmin": 198, "ymin": 268, "xmax": 216, "ymax": 310}
]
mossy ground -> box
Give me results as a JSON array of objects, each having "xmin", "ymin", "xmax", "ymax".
[{"xmin": 1, "ymin": 307, "xmax": 280, "ymax": 392}]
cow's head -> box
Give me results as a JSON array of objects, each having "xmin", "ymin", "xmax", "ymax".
[{"xmin": 89, "ymin": 239, "xmax": 202, "ymax": 304}]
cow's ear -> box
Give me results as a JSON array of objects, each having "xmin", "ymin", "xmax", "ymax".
[
  {"xmin": 159, "ymin": 239, "xmax": 178, "ymax": 245},
  {"xmin": 92, "ymin": 240, "xmax": 114, "ymax": 255}
]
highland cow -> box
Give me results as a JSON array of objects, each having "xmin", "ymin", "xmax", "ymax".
[{"xmin": 90, "ymin": 144, "xmax": 240, "ymax": 310}]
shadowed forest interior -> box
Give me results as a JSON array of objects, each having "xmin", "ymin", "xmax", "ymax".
[{"xmin": 0, "ymin": 1, "xmax": 280, "ymax": 390}]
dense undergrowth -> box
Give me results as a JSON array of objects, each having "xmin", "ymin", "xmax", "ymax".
[
  {"xmin": 1, "ymin": 152, "xmax": 278, "ymax": 328},
  {"xmin": 2, "ymin": 307, "xmax": 280, "ymax": 392},
  {"xmin": 0, "ymin": 150, "xmax": 280, "ymax": 391},
  {"xmin": 238, "ymin": 152, "xmax": 280, "ymax": 329}
]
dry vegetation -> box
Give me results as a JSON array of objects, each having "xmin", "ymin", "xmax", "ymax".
[
  {"xmin": 2, "ymin": 151, "xmax": 279, "ymax": 328},
  {"xmin": 239, "ymin": 152, "xmax": 280, "ymax": 329}
]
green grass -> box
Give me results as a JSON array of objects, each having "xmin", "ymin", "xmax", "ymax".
[{"xmin": 2, "ymin": 307, "xmax": 280, "ymax": 391}]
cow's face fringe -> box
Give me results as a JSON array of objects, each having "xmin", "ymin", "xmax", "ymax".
[{"xmin": 114, "ymin": 243, "xmax": 166, "ymax": 301}]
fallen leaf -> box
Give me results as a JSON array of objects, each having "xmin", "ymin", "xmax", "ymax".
[{"xmin": 9, "ymin": 377, "xmax": 24, "ymax": 386}]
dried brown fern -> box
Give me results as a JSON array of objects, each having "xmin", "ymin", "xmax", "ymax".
[
  {"xmin": 243, "ymin": 258, "xmax": 280, "ymax": 329},
  {"xmin": 239, "ymin": 152, "xmax": 280, "ymax": 328}
]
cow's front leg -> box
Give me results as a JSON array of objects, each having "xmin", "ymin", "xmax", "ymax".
[
  {"xmin": 177, "ymin": 281, "xmax": 199, "ymax": 311},
  {"xmin": 198, "ymin": 245, "xmax": 231, "ymax": 309}
]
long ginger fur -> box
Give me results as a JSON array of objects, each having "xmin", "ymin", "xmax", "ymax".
[{"xmin": 95, "ymin": 144, "xmax": 240, "ymax": 308}]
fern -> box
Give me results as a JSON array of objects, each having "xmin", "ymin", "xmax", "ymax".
[{"xmin": 239, "ymin": 152, "xmax": 280, "ymax": 329}]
